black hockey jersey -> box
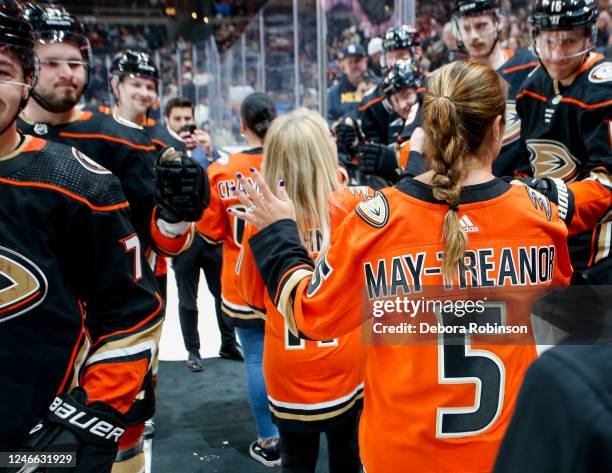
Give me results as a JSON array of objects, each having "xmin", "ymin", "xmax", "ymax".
[
  {"xmin": 493, "ymin": 48, "xmax": 539, "ymax": 177},
  {"xmin": 17, "ymin": 110, "xmax": 193, "ymax": 271},
  {"xmin": 516, "ymin": 53, "xmax": 612, "ymax": 279},
  {"xmin": 494, "ymin": 344, "xmax": 612, "ymax": 473},
  {"xmin": 357, "ymin": 84, "xmax": 400, "ymax": 145},
  {"xmin": 144, "ymin": 120, "xmax": 187, "ymax": 153},
  {"xmin": 0, "ymin": 136, "xmax": 163, "ymax": 449},
  {"xmin": 18, "ymin": 110, "xmax": 157, "ymax": 250}
]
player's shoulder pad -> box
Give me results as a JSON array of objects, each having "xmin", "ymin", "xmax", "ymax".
[
  {"xmin": 22, "ymin": 141, "xmax": 125, "ymax": 208},
  {"xmin": 355, "ymin": 190, "xmax": 389, "ymax": 228}
]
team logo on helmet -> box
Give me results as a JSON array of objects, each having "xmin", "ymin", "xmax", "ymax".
[
  {"xmin": 526, "ymin": 139, "xmax": 580, "ymax": 181},
  {"xmin": 588, "ymin": 62, "xmax": 612, "ymax": 84},
  {"xmin": 356, "ymin": 192, "xmax": 389, "ymax": 228},
  {"xmin": 502, "ymin": 101, "xmax": 521, "ymax": 145},
  {"xmin": 0, "ymin": 246, "xmax": 48, "ymax": 324},
  {"xmin": 71, "ymin": 148, "xmax": 111, "ymax": 174}
]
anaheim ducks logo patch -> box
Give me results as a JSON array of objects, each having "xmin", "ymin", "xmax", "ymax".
[
  {"xmin": 502, "ymin": 100, "xmax": 521, "ymax": 145},
  {"xmin": 588, "ymin": 62, "xmax": 612, "ymax": 84},
  {"xmin": 71, "ymin": 148, "xmax": 111, "ymax": 175},
  {"xmin": 526, "ymin": 139, "xmax": 580, "ymax": 181},
  {"xmin": 0, "ymin": 247, "xmax": 48, "ymax": 324},
  {"xmin": 355, "ymin": 191, "xmax": 389, "ymax": 228}
]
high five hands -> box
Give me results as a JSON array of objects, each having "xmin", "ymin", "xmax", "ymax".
[{"xmin": 228, "ymin": 168, "xmax": 296, "ymax": 229}]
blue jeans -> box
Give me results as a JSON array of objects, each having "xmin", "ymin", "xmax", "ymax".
[{"xmin": 235, "ymin": 326, "xmax": 279, "ymax": 441}]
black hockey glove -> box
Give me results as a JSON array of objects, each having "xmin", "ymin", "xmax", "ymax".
[
  {"xmin": 9, "ymin": 388, "xmax": 125, "ymax": 473},
  {"xmin": 356, "ymin": 143, "xmax": 401, "ymax": 183},
  {"xmin": 334, "ymin": 122, "xmax": 358, "ymax": 156},
  {"xmin": 155, "ymin": 146, "xmax": 210, "ymax": 223}
]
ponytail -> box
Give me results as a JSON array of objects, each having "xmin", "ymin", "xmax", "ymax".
[{"xmin": 422, "ymin": 60, "xmax": 507, "ymax": 281}]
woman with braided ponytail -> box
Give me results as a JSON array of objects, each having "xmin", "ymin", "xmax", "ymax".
[{"xmin": 233, "ymin": 60, "xmax": 573, "ymax": 471}]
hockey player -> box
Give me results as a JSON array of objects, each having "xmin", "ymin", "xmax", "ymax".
[
  {"xmin": 452, "ymin": 0, "xmax": 539, "ymax": 176},
  {"xmin": 237, "ymin": 109, "xmax": 366, "ymax": 473},
  {"xmin": 355, "ymin": 59, "xmax": 426, "ymax": 187},
  {"xmin": 107, "ymin": 49, "xmax": 184, "ymax": 300},
  {"xmin": 18, "ymin": 5, "xmax": 206, "ymax": 279},
  {"xmin": 17, "ymin": 3, "xmax": 209, "ymax": 468},
  {"xmin": 108, "ymin": 49, "xmax": 186, "ymax": 153},
  {"xmin": 233, "ymin": 60, "xmax": 576, "ymax": 473},
  {"xmin": 515, "ymin": 0, "xmax": 611, "ymax": 284},
  {"xmin": 0, "ymin": 3, "xmax": 163, "ymax": 472},
  {"xmin": 356, "ymin": 25, "xmax": 420, "ymax": 145}
]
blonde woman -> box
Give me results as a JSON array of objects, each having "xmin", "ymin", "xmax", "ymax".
[
  {"xmin": 234, "ymin": 109, "xmax": 367, "ymax": 473},
  {"xmin": 233, "ymin": 61, "xmax": 574, "ymax": 472}
]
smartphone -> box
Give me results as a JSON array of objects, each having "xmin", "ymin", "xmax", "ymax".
[{"xmin": 179, "ymin": 124, "xmax": 197, "ymax": 135}]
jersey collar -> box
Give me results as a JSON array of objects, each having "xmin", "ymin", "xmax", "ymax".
[{"xmin": 395, "ymin": 176, "xmax": 511, "ymax": 205}]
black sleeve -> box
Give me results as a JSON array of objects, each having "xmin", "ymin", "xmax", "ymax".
[
  {"xmin": 67, "ymin": 181, "xmax": 163, "ymax": 412},
  {"xmin": 493, "ymin": 348, "xmax": 612, "ymax": 473},
  {"xmin": 249, "ymin": 219, "xmax": 314, "ymax": 304}
]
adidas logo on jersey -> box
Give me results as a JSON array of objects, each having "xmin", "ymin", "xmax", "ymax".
[{"xmin": 459, "ymin": 215, "xmax": 479, "ymax": 233}]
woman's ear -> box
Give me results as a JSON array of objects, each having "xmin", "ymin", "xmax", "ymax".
[
  {"xmin": 240, "ymin": 119, "xmax": 246, "ymax": 134},
  {"xmin": 494, "ymin": 114, "xmax": 504, "ymax": 143}
]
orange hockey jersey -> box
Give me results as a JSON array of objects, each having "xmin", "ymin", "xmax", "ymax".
[
  {"xmin": 196, "ymin": 147, "xmax": 263, "ymax": 326},
  {"xmin": 238, "ymin": 187, "xmax": 370, "ymax": 431},
  {"xmin": 248, "ymin": 177, "xmax": 573, "ymax": 472}
]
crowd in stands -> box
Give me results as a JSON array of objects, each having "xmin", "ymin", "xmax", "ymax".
[{"xmin": 81, "ymin": 0, "xmax": 612, "ymax": 145}]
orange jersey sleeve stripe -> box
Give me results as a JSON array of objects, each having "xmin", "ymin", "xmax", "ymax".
[
  {"xmin": 516, "ymin": 89, "xmax": 547, "ymax": 102},
  {"xmin": 93, "ymin": 293, "xmax": 164, "ymax": 346},
  {"xmin": 559, "ymin": 97, "xmax": 612, "ymax": 110},
  {"xmin": 57, "ymin": 301, "xmax": 86, "ymax": 395},
  {"xmin": 0, "ymin": 178, "xmax": 130, "ymax": 212},
  {"xmin": 151, "ymin": 138, "xmax": 168, "ymax": 148},
  {"xmin": 358, "ymin": 95, "xmax": 384, "ymax": 111},
  {"xmin": 58, "ymin": 132, "xmax": 156, "ymax": 151},
  {"xmin": 501, "ymin": 61, "xmax": 540, "ymax": 74}
]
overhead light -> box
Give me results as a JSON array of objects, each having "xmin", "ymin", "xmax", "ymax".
[
  {"xmin": 164, "ymin": 6, "xmax": 176, "ymax": 16},
  {"xmin": 203, "ymin": 16, "xmax": 209, "ymax": 23},
  {"xmin": 191, "ymin": 11, "xmax": 197, "ymax": 19}
]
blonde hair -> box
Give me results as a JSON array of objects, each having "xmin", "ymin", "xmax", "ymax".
[
  {"xmin": 263, "ymin": 108, "xmax": 340, "ymax": 261},
  {"xmin": 423, "ymin": 60, "xmax": 507, "ymax": 281}
]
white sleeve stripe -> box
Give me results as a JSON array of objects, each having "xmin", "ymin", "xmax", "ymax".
[{"xmin": 85, "ymin": 341, "xmax": 158, "ymax": 370}]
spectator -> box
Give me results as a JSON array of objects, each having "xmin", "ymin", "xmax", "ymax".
[
  {"xmin": 367, "ymin": 37, "xmax": 384, "ymax": 79},
  {"xmin": 164, "ymin": 97, "xmax": 243, "ymax": 371},
  {"xmin": 327, "ymin": 43, "xmax": 368, "ymax": 124}
]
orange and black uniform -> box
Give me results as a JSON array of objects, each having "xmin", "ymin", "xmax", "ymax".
[
  {"xmin": 0, "ymin": 136, "xmax": 163, "ymax": 450},
  {"xmin": 196, "ymin": 147, "xmax": 264, "ymax": 326},
  {"xmin": 515, "ymin": 53, "xmax": 612, "ymax": 282},
  {"xmin": 249, "ymin": 176, "xmax": 574, "ymax": 472},
  {"xmin": 17, "ymin": 110, "xmax": 194, "ymax": 291},
  {"xmin": 238, "ymin": 188, "xmax": 367, "ymax": 429},
  {"xmin": 239, "ymin": 187, "xmax": 368, "ymax": 472}
]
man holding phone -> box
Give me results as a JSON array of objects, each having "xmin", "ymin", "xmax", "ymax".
[
  {"xmin": 164, "ymin": 97, "xmax": 243, "ymax": 371},
  {"xmin": 164, "ymin": 97, "xmax": 220, "ymax": 168}
]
